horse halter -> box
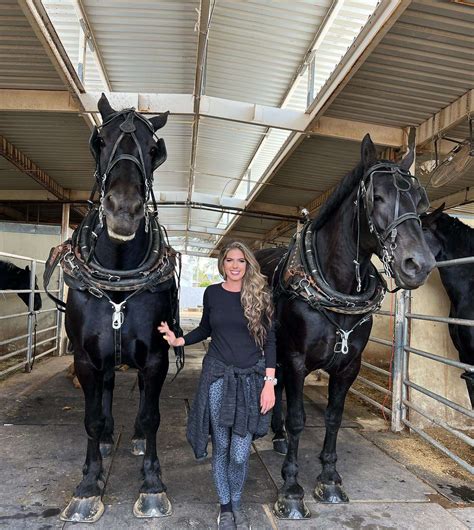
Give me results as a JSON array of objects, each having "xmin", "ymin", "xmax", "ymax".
[
  {"xmin": 89, "ymin": 108, "xmax": 167, "ymax": 228},
  {"xmin": 357, "ymin": 162, "xmax": 429, "ymax": 279}
]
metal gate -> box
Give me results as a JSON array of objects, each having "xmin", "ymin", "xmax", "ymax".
[
  {"xmin": 348, "ymin": 258, "xmax": 473, "ymax": 475},
  {"xmin": 0, "ymin": 251, "xmax": 63, "ymax": 377}
]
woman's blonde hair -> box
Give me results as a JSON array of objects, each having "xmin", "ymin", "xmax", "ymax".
[{"xmin": 218, "ymin": 241, "xmax": 274, "ymax": 348}]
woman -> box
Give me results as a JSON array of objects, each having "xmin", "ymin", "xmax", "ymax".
[{"xmin": 158, "ymin": 241, "xmax": 276, "ymax": 530}]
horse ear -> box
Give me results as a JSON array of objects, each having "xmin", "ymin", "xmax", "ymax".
[
  {"xmin": 25, "ymin": 265, "xmax": 30, "ymax": 272},
  {"xmin": 421, "ymin": 202, "xmax": 444, "ymax": 229},
  {"xmin": 97, "ymin": 93, "xmax": 115, "ymax": 120},
  {"xmin": 400, "ymin": 148, "xmax": 415, "ymax": 171},
  {"xmin": 361, "ymin": 133, "xmax": 377, "ymax": 167},
  {"xmin": 149, "ymin": 111, "xmax": 169, "ymax": 131}
]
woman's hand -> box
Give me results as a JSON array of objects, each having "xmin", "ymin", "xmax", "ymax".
[
  {"xmin": 157, "ymin": 321, "xmax": 184, "ymax": 348},
  {"xmin": 260, "ymin": 382, "xmax": 275, "ymax": 415}
]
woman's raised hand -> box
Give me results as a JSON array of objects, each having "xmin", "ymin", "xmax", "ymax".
[{"xmin": 157, "ymin": 321, "xmax": 184, "ymax": 347}]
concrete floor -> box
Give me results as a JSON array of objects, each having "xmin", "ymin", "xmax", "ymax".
[{"xmin": 0, "ymin": 337, "xmax": 472, "ymax": 529}]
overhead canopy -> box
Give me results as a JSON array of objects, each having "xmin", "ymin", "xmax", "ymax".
[{"xmin": 1, "ymin": 0, "xmax": 473, "ymax": 255}]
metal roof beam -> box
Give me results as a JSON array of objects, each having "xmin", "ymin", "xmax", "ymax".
[
  {"xmin": 0, "ymin": 90, "xmax": 80, "ymax": 113},
  {"xmin": 416, "ymin": 89, "xmax": 474, "ymax": 147},
  {"xmin": 186, "ymin": 0, "xmax": 212, "ymax": 252}
]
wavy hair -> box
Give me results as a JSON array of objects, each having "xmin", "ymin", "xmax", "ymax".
[{"xmin": 218, "ymin": 241, "xmax": 274, "ymax": 348}]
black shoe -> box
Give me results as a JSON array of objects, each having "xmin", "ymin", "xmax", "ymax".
[
  {"xmin": 217, "ymin": 510, "xmax": 236, "ymax": 530},
  {"xmin": 233, "ymin": 507, "xmax": 251, "ymax": 530}
]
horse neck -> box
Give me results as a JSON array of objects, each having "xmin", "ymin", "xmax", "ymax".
[
  {"xmin": 435, "ymin": 227, "xmax": 474, "ymax": 302},
  {"xmin": 316, "ymin": 189, "xmax": 373, "ymax": 294},
  {"xmin": 94, "ymin": 224, "xmax": 148, "ymax": 270}
]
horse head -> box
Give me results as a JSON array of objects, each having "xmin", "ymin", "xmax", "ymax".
[
  {"xmin": 359, "ymin": 134, "xmax": 435, "ymax": 289},
  {"xmin": 17, "ymin": 265, "xmax": 42, "ymax": 311},
  {"xmin": 90, "ymin": 93, "xmax": 169, "ymax": 243}
]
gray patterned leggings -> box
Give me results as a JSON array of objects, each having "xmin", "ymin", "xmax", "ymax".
[{"xmin": 209, "ymin": 378, "xmax": 253, "ymax": 506}]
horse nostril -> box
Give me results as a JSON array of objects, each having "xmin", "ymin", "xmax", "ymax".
[
  {"xmin": 132, "ymin": 199, "xmax": 144, "ymax": 215},
  {"xmin": 402, "ymin": 257, "xmax": 421, "ymax": 276}
]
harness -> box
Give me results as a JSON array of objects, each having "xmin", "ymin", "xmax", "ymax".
[
  {"xmin": 44, "ymin": 107, "xmax": 184, "ymax": 374},
  {"xmin": 273, "ymin": 161, "xmax": 429, "ymax": 365}
]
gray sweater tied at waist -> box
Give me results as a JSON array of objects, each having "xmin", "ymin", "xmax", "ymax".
[{"xmin": 186, "ymin": 354, "xmax": 270, "ymax": 460}]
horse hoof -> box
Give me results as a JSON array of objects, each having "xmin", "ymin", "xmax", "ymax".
[
  {"xmin": 131, "ymin": 438, "xmax": 146, "ymax": 456},
  {"xmin": 60, "ymin": 495, "xmax": 104, "ymax": 523},
  {"xmin": 273, "ymin": 496, "xmax": 310, "ymax": 519},
  {"xmin": 100, "ymin": 442, "xmax": 114, "ymax": 458},
  {"xmin": 133, "ymin": 492, "xmax": 172, "ymax": 518},
  {"xmin": 313, "ymin": 482, "xmax": 349, "ymax": 503},
  {"xmin": 272, "ymin": 437, "xmax": 288, "ymax": 455}
]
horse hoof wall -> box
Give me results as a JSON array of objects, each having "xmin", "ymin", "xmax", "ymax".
[
  {"xmin": 100, "ymin": 442, "xmax": 114, "ymax": 458},
  {"xmin": 131, "ymin": 438, "xmax": 146, "ymax": 456},
  {"xmin": 314, "ymin": 482, "xmax": 349, "ymax": 503},
  {"xmin": 273, "ymin": 496, "xmax": 310, "ymax": 519},
  {"xmin": 133, "ymin": 492, "xmax": 172, "ymax": 518},
  {"xmin": 60, "ymin": 495, "xmax": 104, "ymax": 523},
  {"xmin": 272, "ymin": 438, "xmax": 288, "ymax": 455}
]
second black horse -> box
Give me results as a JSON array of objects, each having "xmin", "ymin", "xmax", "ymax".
[{"xmin": 257, "ymin": 135, "xmax": 435, "ymax": 519}]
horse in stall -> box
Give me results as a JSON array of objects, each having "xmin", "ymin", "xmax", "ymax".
[
  {"xmin": 256, "ymin": 134, "xmax": 435, "ymax": 519},
  {"xmin": 0, "ymin": 260, "xmax": 42, "ymax": 311},
  {"xmin": 44, "ymin": 94, "xmax": 183, "ymax": 522},
  {"xmin": 422, "ymin": 206, "xmax": 474, "ymax": 408}
]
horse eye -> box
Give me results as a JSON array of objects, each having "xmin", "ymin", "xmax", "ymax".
[
  {"xmin": 374, "ymin": 195, "xmax": 383, "ymax": 202},
  {"xmin": 149, "ymin": 146, "xmax": 157, "ymax": 156}
]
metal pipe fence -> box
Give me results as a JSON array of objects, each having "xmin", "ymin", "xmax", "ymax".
[
  {"xmin": 0, "ymin": 251, "xmax": 62, "ymax": 377},
  {"xmin": 353, "ymin": 256, "xmax": 474, "ymax": 476}
]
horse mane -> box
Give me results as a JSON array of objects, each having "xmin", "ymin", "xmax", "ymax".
[
  {"xmin": 311, "ymin": 161, "xmax": 365, "ymax": 231},
  {"xmin": 437, "ymin": 213, "xmax": 474, "ymax": 255},
  {"xmin": 0, "ymin": 260, "xmax": 20, "ymax": 274}
]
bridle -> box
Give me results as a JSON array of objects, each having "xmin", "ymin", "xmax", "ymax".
[
  {"xmin": 356, "ymin": 162, "xmax": 429, "ymax": 282},
  {"xmin": 89, "ymin": 108, "xmax": 167, "ymax": 229}
]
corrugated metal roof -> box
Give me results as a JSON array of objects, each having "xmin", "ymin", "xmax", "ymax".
[
  {"xmin": 205, "ymin": 0, "xmax": 332, "ymax": 107},
  {"xmin": 0, "ymin": 0, "xmax": 65, "ymax": 90},
  {"xmin": 0, "ymin": 111, "xmax": 94, "ymax": 190},
  {"xmin": 81, "ymin": 0, "xmax": 200, "ymax": 92},
  {"xmin": 324, "ymin": 0, "xmax": 474, "ymax": 128}
]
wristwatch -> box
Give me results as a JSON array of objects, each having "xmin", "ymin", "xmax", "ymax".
[{"xmin": 264, "ymin": 376, "xmax": 278, "ymax": 386}]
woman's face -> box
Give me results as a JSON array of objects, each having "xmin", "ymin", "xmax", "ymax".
[{"xmin": 223, "ymin": 248, "xmax": 247, "ymax": 282}]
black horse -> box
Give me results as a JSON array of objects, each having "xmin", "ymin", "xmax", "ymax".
[
  {"xmin": 53, "ymin": 94, "xmax": 181, "ymax": 522},
  {"xmin": 0, "ymin": 260, "xmax": 42, "ymax": 311},
  {"xmin": 422, "ymin": 206, "xmax": 474, "ymax": 408},
  {"xmin": 256, "ymin": 135, "xmax": 435, "ymax": 519}
]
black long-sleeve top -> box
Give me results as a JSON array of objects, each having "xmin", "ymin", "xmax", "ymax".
[{"xmin": 183, "ymin": 283, "xmax": 276, "ymax": 369}]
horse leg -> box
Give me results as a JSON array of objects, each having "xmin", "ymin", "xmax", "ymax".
[
  {"xmin": 274, "ymin": 355, "xmax": 310, "ymax": 519},
  {"xmin": 460, "ymin": 372, "xmax": 474, "ymax": 408},
  {"xmin": 271, "ymin": 369, "xmax": 287, "ymax": 455},
  {"xmin": 133, "ymin": 359, "xmax": 171, "ymax": 518},
  {"xmin": 313, "ymin": 368, "xmax": 358, "ymax": 503},
  {"xmin": 100, "ymin": 368, "xmax": 115, "ymax": 457},
  {"xmin": 131, "ymin": 370, "xmax": 146, "ymax": 455},
  {"xmin": 60, "ymin": 361, "xmax": 106, "ymax": 523}
]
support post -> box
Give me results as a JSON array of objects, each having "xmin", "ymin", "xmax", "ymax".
[
  {"xmin": 58, "ymin": 204, "xmax": 70, "ymax": 356},
  {"xmin": 391, "ymin": 289, "xmax": 408, "ymax": 431},
  {"xmin": 25, "ymin": 259, "xmax": 37, "ymax": 372}
]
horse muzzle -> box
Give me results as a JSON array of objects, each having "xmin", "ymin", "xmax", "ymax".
[{"xmin": 393, "ymin": 250, "xmax": 435, "ymax": 289}]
